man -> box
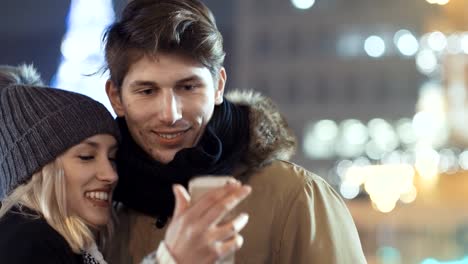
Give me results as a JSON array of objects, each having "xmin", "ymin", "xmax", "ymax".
[{"xmin": 104, "ymin": 0, "xmax": 367, "ymax": 263}]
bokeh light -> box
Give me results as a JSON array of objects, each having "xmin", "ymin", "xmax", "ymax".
[
  {"xmin": 364, "ymin": 35, "xmax": 386, "ymax": 58},
  {"xmin": 291, "ymin": 0, "xmax": 315, "ymax": 9}
]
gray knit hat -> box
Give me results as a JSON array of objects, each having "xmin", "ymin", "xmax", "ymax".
[{"xmin": 0, "ymin": 65, "xmax": 120, "ymax": 199}]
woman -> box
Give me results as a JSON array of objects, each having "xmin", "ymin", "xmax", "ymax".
[{"xmin": 0, "ymin": 65, "xmax": 250, "ymax": 263}]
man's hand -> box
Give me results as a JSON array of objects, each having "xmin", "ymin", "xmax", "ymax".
[{"xmin": 164, "ymin": 182, "xmax": 251, "ymax": 264}]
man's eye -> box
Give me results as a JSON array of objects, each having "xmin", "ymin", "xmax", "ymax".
[
  {"xmin": 181, "ymin": 85, "xmax": 197, "ymax": 91},
  {"xmin": 78, "ymin": 156, "xmax": 95, "ymax": 161},
  {"xmin": 140, "ymin": 89, "xmax": 154, "ymax": 95}
]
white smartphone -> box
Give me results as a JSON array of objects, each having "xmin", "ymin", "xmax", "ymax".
[
  {"xmin": 188, "ymin": 176, "xmax": 236, "ymax": 203},
  {"xmin": 188, "ymin": 176, "xmax": 237, "ymax": 264}
]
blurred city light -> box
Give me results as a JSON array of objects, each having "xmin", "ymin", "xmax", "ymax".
[
  {"xmin": 368, "ymin": 118, "xmax": 399, "ymax": 153},
  {"xmin": 458, "ymin": 150, "xmax": 468, "ymax": 170},
  {"xmin": 421, "ymin": 256, "xmax": 468, "ymax": 264},
  {"xmin": 341, "ymin": 119, "xmax": 368, "ymax": 150},
  {"xmin": 340, "ymin": 181, "xmax": 360, "ymax": 200},
  {"xmin": 315, "ymin": 120, "xmax": 339, "ymax": 141},
  {"xmin": 364, "ymin": 35, "xmax": 386, "ymax": 58},
  {"xmin": 53, "ymin": 0, "xmax": 115, "ymax": 113},
  {"xmin": 336, "ymin": 159, "xmax": 353, "ymax": 179},
  {"xmin": 416, "ymin": 49, "xmax": 438, "ymax": 74},
  {"xmin": 337, "ymin": 119, "xmax": 368, "ymax": 157},
  {"xmin": 346, "ymin": 164, "xmax": 415, "ymax": 213},
  {"xmin": 396, "ymin": 118, "xmax": 417, "ymax": 146},
  {"xmin": 394, "ymin": 30, "xmax": 419, "ymax": 56},
  {"xmin": 303, "ymin": 120, "xmax": 338, "ymax": 159},
  {"xmin": 461, "ymin": 33, "xmax": 468, "ymax": 54},
  {"xmin": 415, "ymin": 82, "xmax": 449, "ymax": 148},
  {"xmin": 291, "ymin": 0, "xmax": 315, "ymax": 9},
  {"xmin": 414, "ymin": 144, "xmax": 440, "ymax": 189},
  {"xmin": 337, "ymin": 34, "xmax": 362, "ymax": 57},
  {"xmin": 399, "ymin": 185, "xmax": 417, "ymax": 203},
  {"xmin": 365, "ymin": 140, "xmax": 385, "ymax": 160},
  {"xmin": 425, "ymin": 0, "xmax": 450, "ymax": 5},
  {"xmin": 381, "ymin": 150, "xmax": 404, "ymax": 164},
  {"xmin": 437, "ymin": 0, "xmax": 450, "ymax": 5},
  {"xmin": 447, "ymin": 34, "xmax": 462, "ymax": 54},
  {"xmin": 428, "ymin": 31, "xmax": 447, "ymax": 52},
  {"xmin": 377, "ymin": 247, "xmax": 402, "ymax": 264},
  {"xmin": 438, "ymin": 148, "xmax": 459, "ymax": 174}
]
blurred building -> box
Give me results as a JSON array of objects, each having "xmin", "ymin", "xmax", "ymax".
[
  {"xmin": 230, "ymin": 0, "xmax": 439, "ymax": 178},
  {"xmin": 229, "ymin": 1, "xmax": 468, "ymax": 263}
]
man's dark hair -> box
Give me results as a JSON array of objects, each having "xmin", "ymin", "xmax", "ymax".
[{"xmin": 103, "ymin": 0, "xmax": 226, "ymax": 88}]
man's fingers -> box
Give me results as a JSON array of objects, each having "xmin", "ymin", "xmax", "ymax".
[
  {"xmin": 210, "ymin": 213, "xmax": 249, "ymax": 243},
  {"xmin": 200, "ymin": 185, "xmax": 251, "ymax": 227},
  {"xmin": 172, "ymin": 184, "xmax": 191, "ymax": 218},
  {"xmin": 212, "ymin": 234, "xmax": 244, "ymax": 260}
]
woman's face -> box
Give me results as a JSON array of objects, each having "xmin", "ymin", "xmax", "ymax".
[{"xmin": 60, "ymin": 134, "xmax": 118, "ymax": 227}]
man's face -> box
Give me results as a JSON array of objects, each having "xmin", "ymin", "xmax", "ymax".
[{"xmin": 106, "ymin": 53, "xmax": 226, "ymax": 164}]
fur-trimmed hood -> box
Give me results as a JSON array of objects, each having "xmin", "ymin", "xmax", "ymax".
[{"xmin": 226, "ymin": 90, "xmax": 297, "ymax": 168}]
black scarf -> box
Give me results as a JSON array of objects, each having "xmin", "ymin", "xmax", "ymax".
[{"xmin": 113, "ymin": 99, "xmax": 250, "ymax": 227}]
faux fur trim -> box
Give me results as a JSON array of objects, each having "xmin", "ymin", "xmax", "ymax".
[{"xmin": 226, "ymin": 90, "xmax": 297, "ymax": 168}]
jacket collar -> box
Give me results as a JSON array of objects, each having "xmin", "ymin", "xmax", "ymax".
[{"xmin": 226, "ymin": 90, "xmax": 297, "ymax": 169}]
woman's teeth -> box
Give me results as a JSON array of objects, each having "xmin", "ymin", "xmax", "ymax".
[{"xmin": 85, "ymin": 191, "xmax": 109, "ymax": 201}]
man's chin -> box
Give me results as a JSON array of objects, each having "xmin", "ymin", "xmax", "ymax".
[{"xmin": 151, "ymin": 150, "xmax": 179, "ymax": 164}]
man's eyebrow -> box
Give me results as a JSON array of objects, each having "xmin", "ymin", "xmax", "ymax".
[
  {"xmin": 175, "ymin": 75, "xmax": 203, "ymax": 85},
  {"xmin": 129, "ymin": 80, "xmax": 159, "ymax": 87}
]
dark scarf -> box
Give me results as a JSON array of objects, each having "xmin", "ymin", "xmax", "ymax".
[{"xmin": 113, "ymin": 99, "xmax": 250, "ymax": 227}]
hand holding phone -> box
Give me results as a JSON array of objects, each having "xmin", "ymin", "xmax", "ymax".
[
  {"xmin": 164, "ymin": 179, "xmax": 251, "ymax": 264},
  {"xmin": 189, "ymin": 176, "xmax": 244, "ymax": 264}
]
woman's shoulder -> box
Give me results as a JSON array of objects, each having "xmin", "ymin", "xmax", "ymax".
[
  {"xmin": 0, "ymin": 207, "xmax": 56, "ymax": 240},
  {"xmin": 0, "ymin": 208, "xmax": 83, "ymax": 263}
]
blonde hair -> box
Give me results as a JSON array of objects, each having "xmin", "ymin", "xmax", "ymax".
[{"xmin": 0, "ymin": 159, "xmax": 113, "ymax": 253}]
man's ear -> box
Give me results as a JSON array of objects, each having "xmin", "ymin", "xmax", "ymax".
[
  {"xmin": 215, "ymin": 67, "xmax": 226, "ymax": 105},
  {"xmin": 105, "ymin": 80, "xmax": 125, "ymax": 117}
]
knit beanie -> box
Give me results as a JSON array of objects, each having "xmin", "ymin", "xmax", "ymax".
[{"xmin": 0, "ymin": 65, "xmax": 119, "ymax": 199}]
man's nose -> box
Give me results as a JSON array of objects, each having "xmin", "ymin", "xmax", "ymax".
[{"xmin": 159, "ymin": 91, "xmax": 182, "ymax": 125}]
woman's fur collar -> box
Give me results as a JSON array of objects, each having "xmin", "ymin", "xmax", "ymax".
[{"xmin": 226, "ymin": 90, "xmax": 297, "ymax": 168}]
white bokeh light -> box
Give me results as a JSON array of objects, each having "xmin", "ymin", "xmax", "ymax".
[
  {"xmin": 416, "ymin": 49, "xmax": 438, "ymax": 74},
  {"xmin": 291, "ymin": 0, "xmax": 315, "ymax": 9},
  {"xmin": 303, "ymin": 120, "xmax": 338, "ymax": 159},
  {"xmin": 364, "ymin": 35, "xmax": 386, "ymax": 58},
  {"xmin": 458, "ymin": 150, "xmax": 468, "ymax": 170},
  {"xmin": 447, "ymin": 34, "xmax": 462, "ymax": 54},
  {"xmin": 394, "ymin": 30, "xmax": 419, "ymax": 56},
  {"xmin": 461, "ymin": 33, "xmax": 468, "ymax": 54},
  {"xmin": 427, "ymin": 31, "xmax": 447, "ymax": 52},
  {"xmin": 340, "ymin": 181, "xmax": 360, "ymax": 200}
]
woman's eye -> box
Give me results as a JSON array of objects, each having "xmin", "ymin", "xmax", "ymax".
[
  {"xmin": 109, "ymin": 157, "xmax": 117, "ymax": 167},
  {"xmin": 78, "ymin": 155, "xmax": 95, "ymax": 161}
]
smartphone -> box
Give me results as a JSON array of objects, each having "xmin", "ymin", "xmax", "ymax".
[
  {"xmin": 188, "ymin": 176, "xmax": 237, "ymax": 264},
  {"xmin": 189, "ymin": 176, "xmax": 237, "ymax": 202}
]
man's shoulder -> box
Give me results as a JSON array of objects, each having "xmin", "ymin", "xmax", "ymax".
[{"xmin": 247, "ymin": 160, "xmax": 331, "ymax": 194}]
